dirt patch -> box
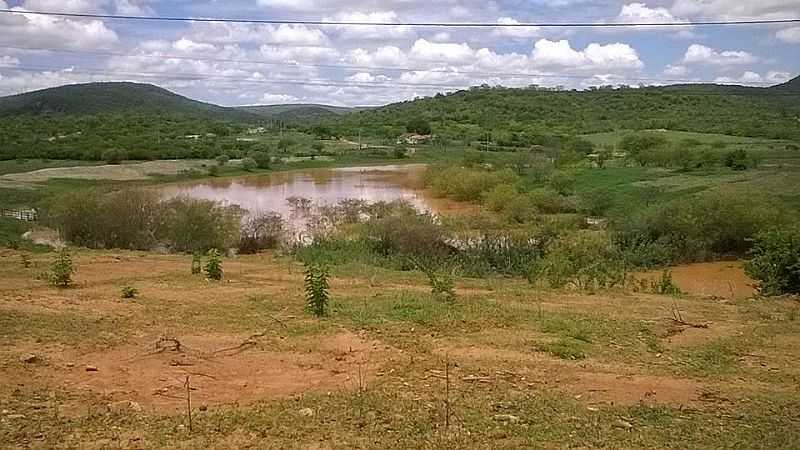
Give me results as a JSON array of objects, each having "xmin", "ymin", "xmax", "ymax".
[
  {"xmin": 565, "ymin": 372, "xmax": 701, "ymax": 407},
  {"xmin": 0, "ymin": 160, "xmax": 215, "ymax": 184},
  {"xmin": 636, "ymin": 261, "xmax": 755, "ymax": 299},
  {"xmin": 5, "ymin": 331, "xmax": 394, "ymax": 415}
]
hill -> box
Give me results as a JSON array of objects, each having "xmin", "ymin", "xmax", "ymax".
[
  {"xmin": 324, "ymin": 77, "xmax": 800, "ymax": 142},
  {"xmin": 240, "ymin": 103, "xmax": 373, "ymax": 124},
  {"xmin": 0, "ymin": 82, "xmax": 258, "ymax": 122}
]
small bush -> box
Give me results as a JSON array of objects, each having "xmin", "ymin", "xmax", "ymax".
[
  {"xmin": 121, "ymin": 286, "xmax": 139, "ymax": 299},
  {"xmin": 417, "ymin": 262, "xmax": 456, "ymax": 302},
  {"xmin": 650, "ymin": 270, "xmax": 683, "ymax": 296},
  {"xmin": 241, "ymin": 157, "xmax": 257, "ymax": 171},
  {"xmin": 745, "ymin": 228, "xmax": 800, "ymax": 296},
  {"xmin": 216, "ymin": 154, "xmax": 230, "ymax": 166},
  {"xmin": 250, "ymin": 151, "xmax": 272, "ymax": 169},
  {"xmin": 207, "ymin": 165, "xmax": 219, "ymax": 177},
  {"xmin": 204, "ymin": 248, "xmax": 223, "ymax": 281},
  {"xmin": 49, "ymin": 248, "xmax": 75, "ymax": 288},
  {"xmin": 304, "ymin": 263, "xmax": 331, "ymax": 317}
]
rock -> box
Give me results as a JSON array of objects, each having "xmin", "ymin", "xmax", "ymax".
[
  {"xmin": 65, "ymin": 362, "xmax": 75, "ymax": 368},
  {"xmin": 614, "ymin": 419, "xmax": 634, "ymax": 429},
  {"xmin": 587, "ymin": 406, "xmax": 600, "ymax": 412},
  {"xmin": 6, "ymin": 414, "xmax": 26, "ymax": 420},
  {"xmin": 19, "ymin": 353, "xmax": 38, "ymax": 364},
  {"xmin": 85, "ymin": 365, "xmax": 98, "ymax": 372},
  {"xmin": 199, "ymin": 404, "xmax": 208, "ymax": 412},
  {"xmin": 493, "ymin": 414, "xmax": 520, "ymax": 423},
  {"xmin": 298, "ymin": 407, "xmax": 315, "ymax": 417}
]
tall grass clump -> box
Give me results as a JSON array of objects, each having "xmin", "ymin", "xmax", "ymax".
[{"xmin": 531, "ymin": 232, "xmax": 625, "ymax": 290}]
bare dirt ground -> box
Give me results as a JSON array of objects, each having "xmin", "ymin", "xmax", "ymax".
[
  {"xmin": 0, "ymin": 160, "xmax": 218, "ymax": 186},
  {"xmin": 1, "ymin": 250, "xmax": 798, "ymax": 448}
]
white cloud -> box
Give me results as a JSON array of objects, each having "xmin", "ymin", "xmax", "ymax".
[
  {"xmin": 493, "ymin": 17, "xmax": 540, "ymax": 39},
  {"xmin": 776, "ymin": 27, "xmax": 800, "ymax": 44},
  {"xmin": 260, "ymin": 93, "xmax": 299, "ymax": 104},
  {"xmin": 713, "ymin": 70, "xmax": 791, "ymax": 85},
  {"xmin": 323, "ymin": 11, "xmax": 415, "ymax": 42},
  {"xmin": 0, "ymin": 2, "xmax": 119, "ymax": 50},
  {"xmin": 409, "ymin": 39, "xmax": 475, "ymax": 64},
  {"xmin": 616, "ymin": 3, "xmax": 682, "ymax": 23},
  {"xmin": 663, "ymin": 64, "xmax": 688, "ymax": 76},
  {"xmin": 531, "ymin": 39, "xmax": 644, "ymax": 70},
  {"xmin": 21, "ymin": 0, "xmax": 106, "ymax": 13},
  {"xmin": 671, "ymin": 0, "xmax": 800, "ymax": 20},
  {"xmin": 0, "ymin": 55, "xmax": 21, "ymax": 66},
  {"xmin": 682, "ymin": 44, "xmax": 757, "ymax": 65},
  {"xmin": 346, "ymin": 72, "xmax": 391, "ymax": 83}
]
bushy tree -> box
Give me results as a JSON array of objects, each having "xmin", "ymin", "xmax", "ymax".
[
  {"xmin": 745, "ymin": 228, "xmax": 800, "ymax": 296},
  {"xmin": 241, "ymin": 157, "xmax": 257, "ymax": 171}
]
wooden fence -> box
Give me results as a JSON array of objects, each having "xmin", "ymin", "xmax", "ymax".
[{"xmin": 1, "ymin": 208, "xmax": 38, "ymax": 222}]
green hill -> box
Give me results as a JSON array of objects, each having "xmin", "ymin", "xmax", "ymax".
[
  {"xmin": 0, "ymin": 82, "xmax": 258, "ymax": 122},
  {"xmin": 239, "ymin": 103, "xmax": 374, "ymax": 124},
  {"xmin": 324, "ymin": 76, "xmax": 800, "ymax": 142}
]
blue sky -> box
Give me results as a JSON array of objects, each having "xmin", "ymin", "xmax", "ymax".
[{"xmin": 0, "ymin": 0, "xmax": 797, "ymax": 106}]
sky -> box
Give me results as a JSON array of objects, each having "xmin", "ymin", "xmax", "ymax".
[{"xmin": 0, "ymin": 0, "xmax": 798, "ymax": 106}]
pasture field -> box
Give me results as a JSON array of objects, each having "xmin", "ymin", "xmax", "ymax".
[{"xmin": 1, "ymin": 249, "xmax": 799, "ymax": 449}]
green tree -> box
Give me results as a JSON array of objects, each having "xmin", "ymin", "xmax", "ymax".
[{"xmin": 745, "ymin": 228, "xmax": 800, "ymax": 296}]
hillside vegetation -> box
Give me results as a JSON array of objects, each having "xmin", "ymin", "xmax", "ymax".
[{"xmin": 323, "ymin": 78, "xmax": 800, "ymax": 142}]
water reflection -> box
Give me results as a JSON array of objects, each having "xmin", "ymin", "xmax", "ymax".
[{"xmin": 160, "ymin": 164, "xmax": 433, "ymax": 230}]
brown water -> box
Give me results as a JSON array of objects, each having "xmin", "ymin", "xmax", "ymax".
[{"xmin": 160, "ymin": 164, "xmax": 440, "ymax": 225}]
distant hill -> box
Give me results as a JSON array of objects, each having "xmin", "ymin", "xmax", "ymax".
[
  {"xmin": 239, "ymin": 103, "xmax": 372, "ymax": 123},
  {"xmin": 327, "ymin": 76, "xmax": 800, "ymax": 141},
  {"xmin": 0, "ymin": 82, "xmax": 259, "ymax": 122}
]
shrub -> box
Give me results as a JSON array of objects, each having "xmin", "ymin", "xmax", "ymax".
[
  {"xmin": 49, "ymin": 248, "xmax": 75, "ymax": 288},
  {"xmin": 616, "ymin": 191, "xmax": 788, "ymax": 266},
  {"xmin": 207, "ymin": 165, "xmax": 219, "ymax": 177},
  {"xmin": 528, "ymin": 188, "xmax": 574, "ymax": 214},
  {"xmin": 238, "ymin": 212, "xmax": 285, "ymax": 254},
  {"xmin": 532, "ymin": 233, "xmax": 625, "ymax": 290},
  {"xmin": 650, "ymin": 270, "xmax": 683, "ymax": 296},
  {"xmin": 422, "ymin": 266, "xmax": 456, "ymax": 302},
  {"xmin": 241, "ymin": 157, "xmax": 257, "ymax": 171},
  {"xmin": 427, "ymin": 166, "xmax": 518, "ymax": 202},
  {"xmin": 745, "ymin": 228, "xmax": 800, "ymax": 296},
  {"xmin": 304, "ymin": 263, "xmax": 330, "ymax": 316},
  {"xmin": 365, "ymin": 212, "xmax": 453, "ymax": 266},
  {"xmin": 48, "ymin": 189, "xmax": 164, "ymax": 250},
  {"xmin": 724, "ymin": 149, "xmax": 749, "ymax": 171},
  {"xmin": 102, "ymin": 149, "xmax": 127, "ymax": 165},
  {"xmin": 483, "ymin": 184, "xmax": 519, "ymax": 212},
  {"xmin": 548, "ymin": 171, "xmax": 576, "ymax": 195},
  {"xmin": 159, "ymin": 197, "xmax": 241, "ymax": 253},
  {"xmin": 204, "ymin": 248, "xmax": 223, "ymax": 281},
  {"xmin": 458, "ymin": 229, "xmax": 555, "ymax": 277},
  {"xmin": 216, "ymin": 154, "xmax": 230, "ymax": 166},
  {"xmin": 191, "ymin": 252, "xmax": 203, "ymax": 275},
  {"xmin": 250, "ymin": 151, "xmax": 272, "ymax": 169},
  {"xmin": 121, "ymin": 286, "xmax": 139, "ymax": 299}
]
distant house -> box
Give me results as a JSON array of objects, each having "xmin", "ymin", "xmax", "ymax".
[{"xmin": 398, "ymin": 133, "xmax": 431, "ymax": 145}]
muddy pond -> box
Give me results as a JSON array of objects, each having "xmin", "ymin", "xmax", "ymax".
[{"xmin": 160, "ymin": 164, "xmax": 472, "ymax": 232}]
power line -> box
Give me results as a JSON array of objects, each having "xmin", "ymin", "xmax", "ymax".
[
  {"xmin": 1, "ymin": 8, "xmax": 799, "ymax": 27},
  {"xmin": 0, "ymin": 45, "xmax": 783, "ymax": 87},
  {"xmin": 1, "ymin": 64, "xmax": 798, "ymax": 96}
]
